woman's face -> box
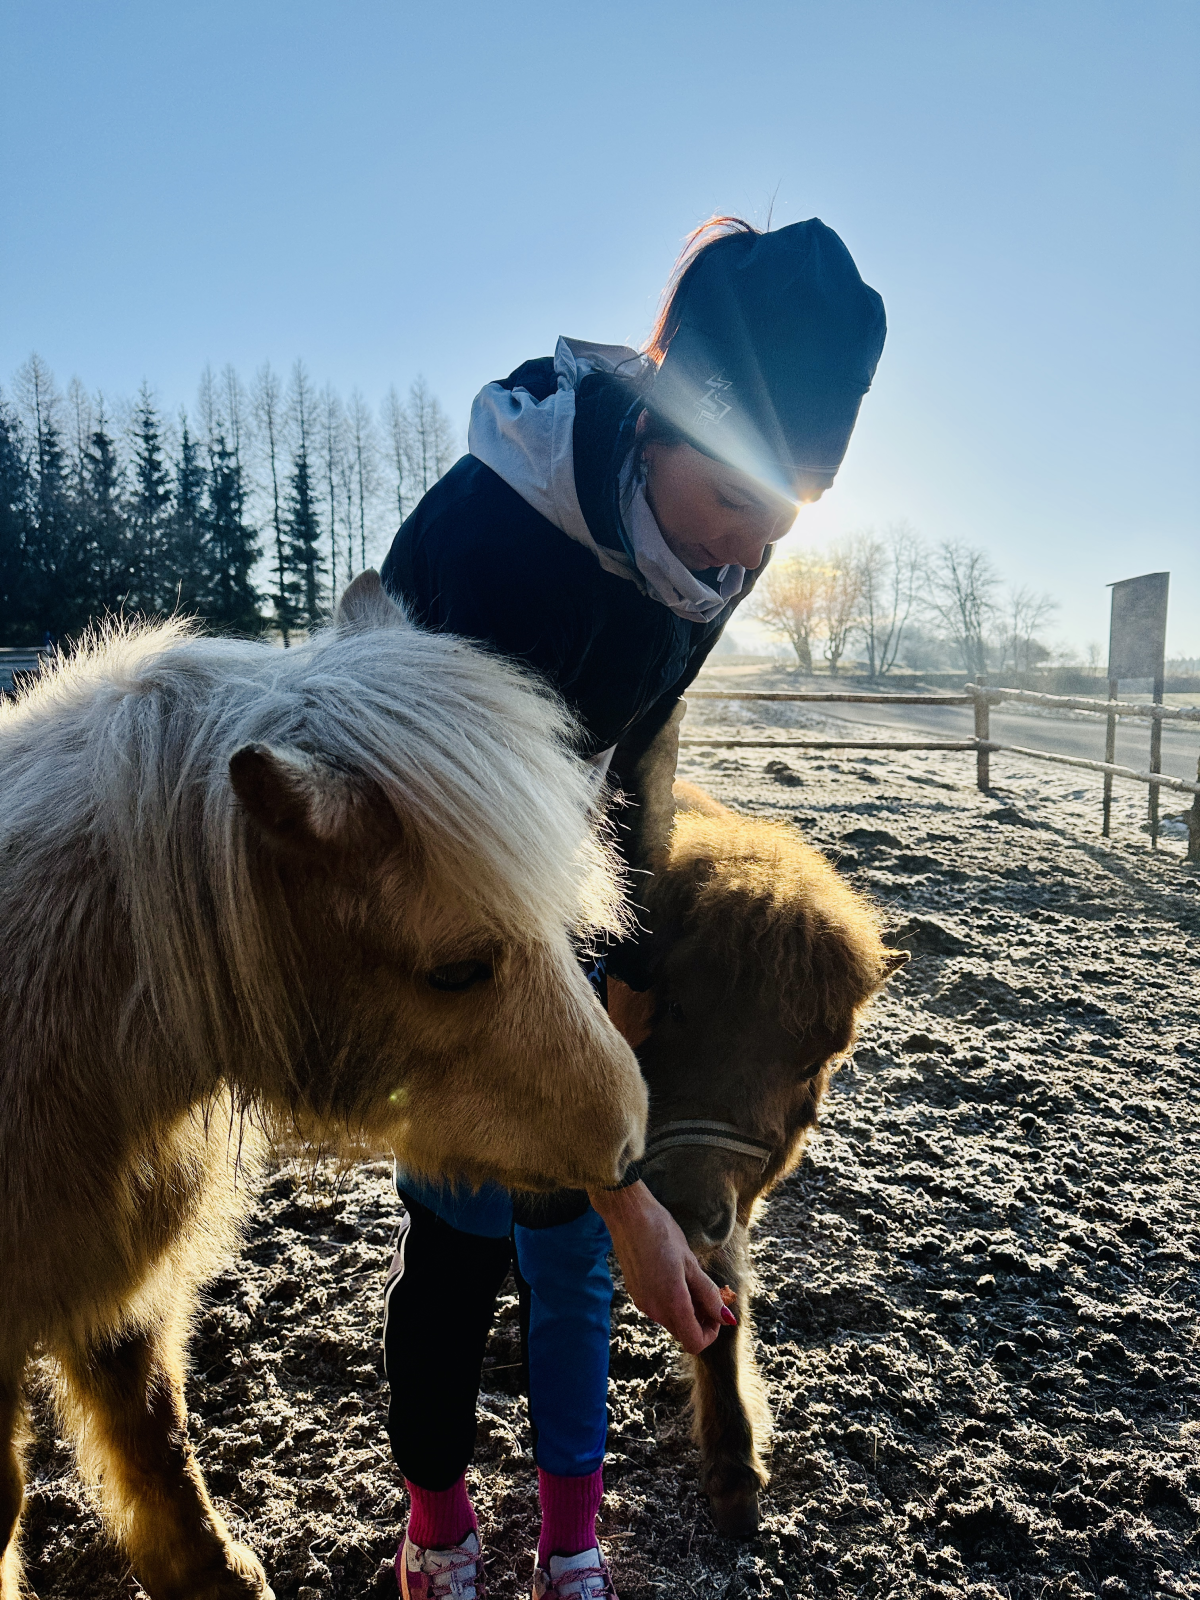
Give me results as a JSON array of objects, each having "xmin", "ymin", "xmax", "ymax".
[{"xmin": 640, "ymin": 431, "xmax": 809, "ymax": 573}]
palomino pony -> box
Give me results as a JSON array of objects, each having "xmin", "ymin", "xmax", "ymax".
[
  {"xmin": 610, "ymin": 782, "xmax": 905, "ymax": 1537},
  {"xmin": 0, "ymin": 573, "xmax": 645, "ymax": 1599}
]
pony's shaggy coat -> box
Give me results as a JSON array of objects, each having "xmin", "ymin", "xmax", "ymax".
[
  {"xmin": 0, "ymin": 574, "xmax": 645, "ymax": 1598},
  {"xmin": 615, "ymin": 784, "xmax": 905, "ymax": 1537}
]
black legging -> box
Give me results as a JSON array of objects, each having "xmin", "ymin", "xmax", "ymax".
[{"xmin": 383, "ymin": 1191, "xmax": 515, "ymax": 1490}]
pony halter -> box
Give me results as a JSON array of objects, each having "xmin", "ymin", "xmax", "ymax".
[{"xmin": 642, "ymin": 1119, "xmax": 774, "ymax": 1169}]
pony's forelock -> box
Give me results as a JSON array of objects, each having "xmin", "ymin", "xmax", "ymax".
[{"xmin": 651, "ymin": 810, "xmax": 889, "ymax": 1039}]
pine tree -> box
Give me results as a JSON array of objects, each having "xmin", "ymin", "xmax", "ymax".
[
  {"xmin": 128, "ymin": 384, "xmax": 172, "ymax": 614},
  {"xmin": 285, "ymin": 363, "xmax": 325, "ymax": 629},
  {"xmin": 16, "ymin": 355, "xmax": 75, "ymax": 640},
  {"xmin": 204, "ymin": 428, "xmax": 262, "ymax": 634},
  {"xmin": 170, "ymin": 413, "xmax": 208, "ymax": 611},
  {"xmin": 284, "ymin": 444, "xmax": 324, "ymax": 630},
  {"xmin": 85, "ymin": 406, "xmax": 129, "ymax": 615},
  {"xmin": 0, "ymin": 396, "xmax": 33, "ymax": 644}
]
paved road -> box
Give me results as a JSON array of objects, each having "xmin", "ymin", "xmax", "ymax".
[{"xmin": 690, "ymin": 690, "xmax": 1200, "ymax": 785}]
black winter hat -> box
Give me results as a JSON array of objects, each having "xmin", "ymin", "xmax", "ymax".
[{"xmin": 648, "ymin": 218, "xmax": 886, "ymax": 499}]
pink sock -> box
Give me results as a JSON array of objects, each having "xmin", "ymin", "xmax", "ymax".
[
  {"xmin": 404, "ymin": 1474, "xmax": 477, "ymax": 1549},
  {"xmin": 537, "ymin": 1466, "xmax": 604, "ymax": 1564}
]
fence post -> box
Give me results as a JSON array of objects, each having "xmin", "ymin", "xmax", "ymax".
[
  {"xmin": 1148, "ymin": 672, "xmax": 1164, "ymax": 849},
  {"xmin": 1102, "ymin": 676, "xmax": 1118, "ymax": 837},
  {"xmin": 973, "ymin": 677, "xmax": 990, "ymax": 791},
  {"xmin": 1188, "ymin": 755, "xmax": 1200, "ymax": 864}
]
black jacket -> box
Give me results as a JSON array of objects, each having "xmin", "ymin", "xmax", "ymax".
[{"xmin": 380, "ymin": 364, "xmax": 763, "ymax": 972}]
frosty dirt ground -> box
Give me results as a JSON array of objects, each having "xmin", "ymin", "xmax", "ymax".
[{"xmin": 20, "ymin": 674, "xmax": 1200, "ymax": 1600}]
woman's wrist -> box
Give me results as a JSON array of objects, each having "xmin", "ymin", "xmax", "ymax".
[{"xmin": 588, "ymin": 1177, "xmax": 653, "ymax": 1223}]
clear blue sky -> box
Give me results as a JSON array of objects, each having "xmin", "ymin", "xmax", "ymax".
[{"xmin": 2, "ymin": 1, "xmax": 1197, "ymax": 654}]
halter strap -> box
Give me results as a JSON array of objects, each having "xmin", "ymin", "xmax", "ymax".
[{"xmin": 642, "ymin": 1119, "xmax": 774, "ymax": 1168}]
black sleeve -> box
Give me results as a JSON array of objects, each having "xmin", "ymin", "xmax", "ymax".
[
  {"xmin": 383, "ymin": 459, "xmax": 596, "ymax": 714},
  {"xmin": 601, "ymin": 595, "xmax": 749, "ymax": 988},
  {"xmin": 602, "ymin": 693, "xmax": 686, "ymax": 990},
  {"xmin": 383, "ymin": 457, "xmax": 691, "ymax": 756},
  {"xmin": 605, "ymin": 598, "xmax": 734, "ymax": 875},
  {"xmin": 498, "ymin": 357, "xmax": 558, "ymax": 400},
  {"xmin": 607, "ymin": 695, "xmax": 686, "ymax": 879}
]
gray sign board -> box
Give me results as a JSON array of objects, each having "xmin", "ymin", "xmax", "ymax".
[{"xmin": 1107, "ymin": 572, "xmax": 1169, "ymax": 683}]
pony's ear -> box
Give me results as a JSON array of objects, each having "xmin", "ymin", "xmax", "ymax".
[
  {"xmin": 335, "ymin": 569, "xmax": 409, "ymax": 632},
  {"xmin": 229, "ymin": 742, "xmax": 356, "ymax": 851},
  {"xmin": 881, "ymin": 950, "xmax": 911, "ymax": 978}
]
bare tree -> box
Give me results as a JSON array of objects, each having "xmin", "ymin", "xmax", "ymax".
[
  {"xmin": 818, "ymin": 541, "xmax": 864, "ymax": 676},
  {"xmin": 221, "ymin": 364, "xmax": 251, "ymax": 469},
  {"xmin": 338, "ymin": 440, "xmax": 356, "ymax": 590},
  {"xmin": 379, "ymin": 379, "xmax": 456, "ymax": 526},
  {"xmin": 381, "ymin": 385, "xmax": 408, "ymax": 523},
  {"xmin": 15, "ymin": 353, "xmax": 62, "ymax": 507},
  {"xmin": 404, "ymin": 376, "xmax": 457, "ymax": 499},
  {"xmin": 317, "ymin": 385, "xmax": 347, "ymax": 602},
  {"xmin": 924, "ymin": 541, "xmax": 999, "ymax": 677},
  {"xmin": 346, "ymin": 390, "xmax": 379, "ymax": 574},
  {"xmin": 1000, "ymin": 584, "xmax": 1059, "ymax": 676},
  {"xmin": 66, "ymin": 377, "xmax": 93, "ymax": 501},
  {"xmin": 856, "ymin": 521, "xmax": 922, "ymax": 677},
  {"xmin": 748, "ymin": 554, "xmax": 823, "ymax": 672},
  {"xmin": 252, "ymin": 362, "xmax": 291, "ymax": 643},
  {"xmin": 197, "ymin": 364, "xmax": 217, "ymax": 452}
]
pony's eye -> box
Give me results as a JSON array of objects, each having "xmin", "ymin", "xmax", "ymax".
[
  {"xmin": 668, "ymin": 1000, "xmax": 685, "ymax": 1024},
  {"xmin": 426, "ymin": 961, "xmax": 492, "ymax": 993}
]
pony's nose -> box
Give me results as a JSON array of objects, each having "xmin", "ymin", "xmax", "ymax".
[{"xmin": 696, "ymin": 1202, "xmax": 737, "ymax": 1248}]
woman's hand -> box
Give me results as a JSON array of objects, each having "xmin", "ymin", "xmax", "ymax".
[{"xmin": 588, "ymin": 1180, "xmax": 729, "ymax": 1354}]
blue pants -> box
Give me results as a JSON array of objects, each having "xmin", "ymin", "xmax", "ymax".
[{"xmin": 383, "ymin": 1170, "xmax": 613, "ymax": 1485}]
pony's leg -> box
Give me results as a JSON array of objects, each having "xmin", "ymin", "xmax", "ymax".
[
  {"xmin": 0, "ymin": 1371, "xmax": 27, "ymax": 1600},
  {"xmin": 57, "ymin": 1317, "xmax": 272, "ymax": 1600},
  {"xmin": 690, "ymin": 1254, "xmax": 769, "ymax": 1537}
]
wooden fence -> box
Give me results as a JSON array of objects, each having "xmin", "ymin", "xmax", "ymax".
[{"xmin": 681, "ymin": 683, "xmax": 1200, "ymax": 862}]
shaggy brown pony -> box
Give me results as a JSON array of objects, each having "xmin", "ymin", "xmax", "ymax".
[
  {"xmin": 0, "ymin": 573, "xmax": 646, "ymax": 1599},
  {"xmin": 609, "ymin": 782, "xmax": 905, "ymax": 1537}
]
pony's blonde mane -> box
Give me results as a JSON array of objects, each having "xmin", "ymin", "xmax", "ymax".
[{"xmin": 0, "ymin": 611, "xmax": 626, "ymax": 1094}]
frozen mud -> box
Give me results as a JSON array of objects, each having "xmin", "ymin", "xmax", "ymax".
[{"xmin": 19, "ymin": 682, "xmax": 1200, "ymax": 1599}]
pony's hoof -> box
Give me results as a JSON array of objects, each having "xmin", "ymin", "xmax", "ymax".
[
  {"xmin": 223, "ymin": 1544, "xmax": 275, "ymax": 1600},
  {"xmin": 707, "ymin": 1483, "xmax": 761, "ymax": 1538},
  {"xmin": 174, "ymin": 1544, "xmax": 274, "ymax": 1600}
]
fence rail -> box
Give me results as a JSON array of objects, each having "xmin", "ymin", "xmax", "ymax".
[
  {"xmin": 681, "ymin": 679, "xmax": 1200, "ymax": 860},
  {"xmin": 679, "ymin": 734, "xmax": 1200, "ymax": 795},
  {"xmin": 687, "ymin": 690, "xmax": 976, "ymax": 707},
  {"xmin": 686, "ymin": 685, "xmax": 1200, "ymax": 721}
]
